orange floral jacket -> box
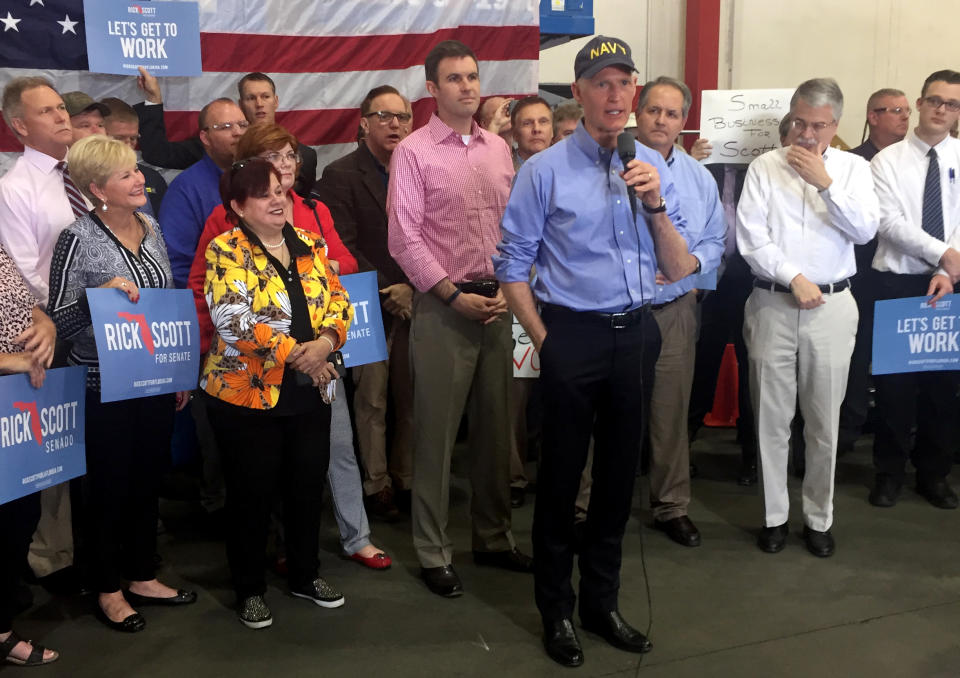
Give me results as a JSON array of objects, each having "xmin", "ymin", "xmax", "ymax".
[{"xmin": 200, "ymin": 224, "xmax": 353, "ymax": 410}]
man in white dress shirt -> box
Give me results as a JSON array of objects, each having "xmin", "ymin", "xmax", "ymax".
[
  {"xmin": 0, "ymin": 77, "xmax": 88, "ymax": 306},
  {"xmin": 0, "ymin": 76, "xmax": 90, "ymax": 584},
  {"xmin": 737, "ymin": 78, "xmax": 879, "ymax": 557},
  {"xmin": 870, "ymin": 69, "xmax": 960, "ymax": 510}
]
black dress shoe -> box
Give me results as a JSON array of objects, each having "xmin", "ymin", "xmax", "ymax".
[
  {"xmin": 652, "ymin": 516, "xmax": 701, "ymax": 547},
  {"xmin": 580, "ymin": 610, "xmax": 652, "ymax": 654},
  {"xmin": 510, "ymin": 486, "xmax": 526, "ymax": 509},
  {"xmin": 543, "ymin": 618, "xmax": 584, "ymax": 667},
  {"xmin": 420, "ymin": 565, "xmax": 463, "ymax": 598},
  {"xmin": 737, "ymin": 460, "xmax": 758, "ymax": 486},
  {"xmin": 802, "ymin": 526, "xmax": 835, "ymax": 557},
  {"xmin": 96, "ymin": 608, "xmax": 146, "ymax": 633},
  {"xmin": 472, "ymin": 547, "xmax": 534, "ymax": 573},
  {"xmin": 916, "ymin": 477, "xmax": 959, "ymax": 509},
  {"xmin": 868, "ymin": 474, "xmax": 900, "ymax": 508},
  {"xmin": 125, "ymin": 589, "xmax": 198, "ymax": 606},
  {"xmin": 757, "ymin": 523, "xmax": 788, "ymax": 553}
]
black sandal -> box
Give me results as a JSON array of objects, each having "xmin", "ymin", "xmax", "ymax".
[{"xmin": 0, "ymin": 630, "xmax": 59, "ymax": 666}]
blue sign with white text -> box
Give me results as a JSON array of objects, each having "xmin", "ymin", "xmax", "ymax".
[
  {"xmin": 872, "ymin": 294, "xmax": 960, "ymax": 375},
  {"xmin": 338, "ymin": 272, "xmax": 388, "ymax": 368},
  {"xmin": 88, "ymin": 288, "xmax": 200, "ymax": 402},
  {"xmin": 83, "ymin": 0, "xmax": 202, "ymax": 76},
  {"xmin": 0, "ymin": 367, "xmax": 87, "ymax": 505}
]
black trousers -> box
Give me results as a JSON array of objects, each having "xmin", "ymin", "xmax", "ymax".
[
  {"xmin": 82, "ymin": 391, "xmax": 173, "ymax": 593},
  {"xmin": 872, "ymin": 272, "xmax": 959, "ymax": 483},
  {"xmin": 533, "ymin": 306, "xmax": 660, "ymax": 623},
  {"xmin": 207, "ymin": 399, "xmax": 330, "ymax": 601},
  {"xmin": 838, "ymin": 239, "xmax": 880, "ymax": 445},
  {"xmin": 0, "ymin": 493, "xmax": 41, "ymax": 632},
  {"xmin": 688, "ymin": 256, "xmax": 755, "ymax": 460}
]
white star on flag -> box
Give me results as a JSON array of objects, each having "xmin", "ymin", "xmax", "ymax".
[
  {"xmin": 57, "ymin": 14, "xmax": 78, "ymax": 34},
  {"xmin": 1, "ymin": 11, "xmax": 21, "ymax": 32},
  {"xmin": 29, "ymin": 0, "xmax": 45, "ymax": 6}
]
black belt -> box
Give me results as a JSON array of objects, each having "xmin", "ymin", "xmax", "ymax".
[
  {"xmin": 753, "ymin": 278, "xmax": 850, "ymax": 294},
  {"xmin": 540, "ymin": 302, "xmax": 651, "ymax": 329},
  {"xmin": 455, "ymin": 279, "xmax": 499, "ymax": 298}
]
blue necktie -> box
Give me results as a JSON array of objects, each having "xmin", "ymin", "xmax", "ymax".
[{"xmin": 921, "ymin": 148, "xmax": 944, "ymax": 241}]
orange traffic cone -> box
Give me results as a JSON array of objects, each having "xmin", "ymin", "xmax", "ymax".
[{"xmin": 703, "ymin": 343, "xmax": 739, "ymax": 428}]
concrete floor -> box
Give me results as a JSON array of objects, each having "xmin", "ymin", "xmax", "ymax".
[{"xmin": 12, "ymin": 429, "xmax": 960, "ymax": 678}]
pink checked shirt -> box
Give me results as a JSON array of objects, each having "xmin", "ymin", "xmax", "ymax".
[{"xmin": 387, "ymin": 113, "xmax": 514, "ymax": 292}]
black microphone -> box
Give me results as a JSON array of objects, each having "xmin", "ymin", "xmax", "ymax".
[{"xmin": 616, "ymin": 131, "xmax": 637, "ymax": 221}]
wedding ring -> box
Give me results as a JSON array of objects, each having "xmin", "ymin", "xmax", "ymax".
[{"xmin": 121, "ymin": 282, "xmax": 126, "ymax": 287}]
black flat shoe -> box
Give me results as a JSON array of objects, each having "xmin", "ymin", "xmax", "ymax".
[
  {"xmin": 125, "ymin": 589, "xmax": 198, "ymax": 606},
  {"xmin": 580, "ymin": 610, "xmax": 651, "ymax": 653},
  {"xmin": 802, "ymin": 526, "xmax": 835, "ymax": 558},
  {"xmin": 420, "ymin": 565, "xmax": 463, "ymax": 598},
  {"xmin": 472, "ymin": 547, "xmax": 534, "ymax": 573},
  {"xmin": 652, "ymin": 515, "xmax": 701, "ymax": 547},
  {"xmin": 510, "ymin": 486, "xmax": 526, "ymax": 508},
  {"xmin": 543, "ymin": 618, "xmax": 584, "ymax": 667},
  {"xmin": 757, "ymin": 523, "xmax": 788, "ymax": 553},
  {"xmin": 96, "ymin": 607, "xmax": 146, "ymax": 633}
]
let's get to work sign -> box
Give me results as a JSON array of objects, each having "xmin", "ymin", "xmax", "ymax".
[
  {"xmin": 872, "ymin": 294, "xmax": 960, "ymax": 375},
  {"xmin": 84, "ymin": 0, "xmax": 201, "ymax": 76}
]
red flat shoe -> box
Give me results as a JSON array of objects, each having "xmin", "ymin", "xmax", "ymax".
[{"xmin": 349, "ymin": 551, "xmax": 392, "ymax": 570}]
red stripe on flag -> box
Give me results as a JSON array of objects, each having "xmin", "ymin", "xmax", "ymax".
[
  {"xmin": 200, "ymin": 25, "xmax": 539, "ymax": 73},
  {"xmin": 1, "ymin": 124, "xmax": 23, "ymax": 153}
]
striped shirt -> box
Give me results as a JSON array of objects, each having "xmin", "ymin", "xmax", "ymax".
[
  {"xmin": 48, "ymin": 211, "xmax": 173, "ymax": 391},
  {"xmin": 387, "ymin": 113, "xmax": 514, "ymax": 292}
]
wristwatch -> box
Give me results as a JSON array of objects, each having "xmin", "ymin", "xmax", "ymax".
[{"xmin": 642, "ymin": 196, "xmax": 667, "ymax": 214}]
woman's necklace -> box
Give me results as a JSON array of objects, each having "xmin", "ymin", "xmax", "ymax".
[{"xmin": 263, "ymin": 237, "xmax": 285, "ymax": 249}]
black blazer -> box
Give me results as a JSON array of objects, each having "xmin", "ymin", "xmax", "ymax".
[
  {"xmin": 133, "ymin": 101, "xmax": 318, "ymax": 196},
  {"xmin": 314, "ymin": 144, "xmax": 410, "ymax": 332},
  {"xmin": 138, "ymin": 163, "xmax": 167, "ymax": 216}
]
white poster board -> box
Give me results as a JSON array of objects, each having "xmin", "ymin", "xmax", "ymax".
[
  {"xmin": 699, "ymin": 88, "xmax": 795, "ymax": 164},
  {"xmin": 512, "ymin": 315, "xmax": 539, "ymax": 378}
]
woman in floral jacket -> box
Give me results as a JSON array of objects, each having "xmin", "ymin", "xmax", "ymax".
[{"xmin": 200, "ymin": 159, "xmax": 353, "ymax": 629}]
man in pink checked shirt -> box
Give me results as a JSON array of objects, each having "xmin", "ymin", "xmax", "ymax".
[{"xmin": 387, "ymin": 40, "xmax": 533, "ymax": 599}]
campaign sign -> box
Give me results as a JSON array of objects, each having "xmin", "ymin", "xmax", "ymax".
[
  {"xmin": 873, "ymin": 294, "xmax": 960, "ymax": 375},
  {"xmin": 699, "ymin": 89, "xmax": 795, "ymax": 164},
  {"xmin": 339, "ymin": 272, "xmax": 388, "ymax": 368},
  {"xmin": 88, "ymin": 288, "xmax": 200, "ymax": 402},
  {"xmin": 83, "ymin": 0, "xmax": 202, "ymax": 76},
  {"xmin": 513, "ymin": 315, "xmax": 540, "ymax": 378},
  {"xmin": 0, "ymin": 367, "xmax": 87, "ymax": 505}
]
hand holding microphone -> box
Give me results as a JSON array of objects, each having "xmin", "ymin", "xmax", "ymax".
[{"xmin": 617, "ymin": 132, "xmax": 662, "ymax": 217}]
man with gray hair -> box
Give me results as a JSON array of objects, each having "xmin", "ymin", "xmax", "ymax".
[
  {"xmin": 633, "ymin": 76, "xmax": 725, "ymax": 547},
  {"xmin": 737, "ymin": 78, "xmax": 879, "ymax": 557}
]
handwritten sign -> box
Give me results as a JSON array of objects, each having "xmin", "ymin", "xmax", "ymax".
[
  {"xmin": 512, "ymin": 315, "xmax": 539, "ymax": 378},
  {"xmin": 699, "ymin": 89, "xmax": 794, "ymax": 164},
  {"xmin": 873, "ymin": 294, "xmax": 960, "ymax": 375},
  {"xmin": 0, "ymin": 367, "xmax": 87, "ymax": 505},
  {"xmin": 83, "ymin": 0, "xmax": 202, "ymax": 76}
]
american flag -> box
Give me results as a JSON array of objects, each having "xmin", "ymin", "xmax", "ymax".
[{"xmin": 0, "ymin": 0, "xmax": 540, "ymax": 175}]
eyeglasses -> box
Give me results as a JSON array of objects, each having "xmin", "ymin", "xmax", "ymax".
[
  {"xmin": 205, "ymin": 120, "xmax": 250, "ymax": 132},
  {"xmin": 365, "ymin": 110, "xmax": 412, "ymax": 124},
  {"xmin": 873, "ymin": 106, "xmax": 911, "ymax": 116},
  {"xmin": 922, "ymin": 96, "xmax": 960, "ymax": 112},
  {"xmin": 791, "ymin": 118, "xmax": 836, "ymax": 133},
  {"xmin": 260, "ymin": 151, "xmax": 300, "ymax": 165}
]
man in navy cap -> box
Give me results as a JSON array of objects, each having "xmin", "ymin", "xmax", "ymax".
[{"xmin": 495, "ymin": 35, "xmax": 693, "ymax": 667}]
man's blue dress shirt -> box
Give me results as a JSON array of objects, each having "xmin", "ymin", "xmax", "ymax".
[{"xmin": 494, "ymin": 121, "xmax": 690, "ymax": 313}]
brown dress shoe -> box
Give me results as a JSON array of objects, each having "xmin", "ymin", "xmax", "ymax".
[{"xmin": 364, "ymin": 487, "xmax": 401, "ymax": 522}]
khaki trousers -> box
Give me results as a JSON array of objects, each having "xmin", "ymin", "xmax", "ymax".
[
  {"xmin": 352, "ymin": 318, "xmax": 414, "ymax": 495},
  {"xmin": 743, "ymin": 287, "xmax": 857, "ymax": 531},
  {"xmin": 409, "ymin": 292, "xmax": 514, "ymax": 568},
  {"xmin": 648, "ymin": 292, "xmax": 698, "ymax": 520}
]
